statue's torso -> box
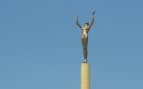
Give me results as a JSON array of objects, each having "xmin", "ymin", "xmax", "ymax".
[
  {"xmin": 81, "ymin": 25, "xmax": 90, "ymax": 39},
  {"xmin": 82, "ymin": 29, "xmax": 89, "ymax": 39}
]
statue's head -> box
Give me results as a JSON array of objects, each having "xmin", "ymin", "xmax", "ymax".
[
  {"xmin": 85, "ymin": 22, "xmax": 89, "ymax": 26},
  {"xmin": 83, "ymin": 22, "xmax": 90, "ymax": 29}
]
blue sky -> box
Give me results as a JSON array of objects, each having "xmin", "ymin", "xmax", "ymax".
[{"xmin": 0, "ymin": 0, "xmax": 143, "ymax": 89}]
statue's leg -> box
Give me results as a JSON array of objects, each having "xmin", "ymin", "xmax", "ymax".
[
  {"xmin": 84, "ymin": 37, "xmax": 88, "ymax": 60},
  {"xmin": 82, "ymin": 36, "xmax": 88, "ymax": 63}
]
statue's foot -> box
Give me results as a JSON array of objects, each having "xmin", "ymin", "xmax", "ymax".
[{"xmin": 83, "ymin": 59, "xmax": 88, "ymax": 63}]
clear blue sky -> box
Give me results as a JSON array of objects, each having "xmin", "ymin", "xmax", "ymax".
[{"xmin": 0, "ymin": 0, "xmax": 143, "ymax": 89}]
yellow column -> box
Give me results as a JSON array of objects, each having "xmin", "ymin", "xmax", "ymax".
[{"xmin": 81, "ymin": 63, "xmax": 90, "ymax": 89}]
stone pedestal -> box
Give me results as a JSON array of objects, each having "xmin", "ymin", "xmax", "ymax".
[{"xmin": 81, "ymin": 63, "xmax": 90, "ymax": 89}]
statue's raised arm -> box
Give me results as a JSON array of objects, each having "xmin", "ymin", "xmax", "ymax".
[
  {"xmin": 89, "ymin": 11, "xmax": 95, "ymax": 29},
  {"xmin": 76, "ymin": 16, "xmax": 82, "ymax": 29}
]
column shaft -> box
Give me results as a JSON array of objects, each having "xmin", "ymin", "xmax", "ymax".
[{"xmin": 81, "ymin": 63, "xmax": 90, "ymax": 89}]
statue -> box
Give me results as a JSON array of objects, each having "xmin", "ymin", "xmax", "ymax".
[{"xmin": 76, "ymin": 11, "xmax": 95, "ymax": 63}]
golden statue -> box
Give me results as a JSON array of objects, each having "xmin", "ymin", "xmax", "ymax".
[{"xmin": 76, "ymin": 11, "xmax": 95, "ymax": 63}]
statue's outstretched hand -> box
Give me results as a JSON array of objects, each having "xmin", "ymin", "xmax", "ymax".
[
  {"xmin": 92, "ymin": 10, "xmax": 95, "ymax": 16},
  {"xmin": 76, "ymin": 16, "xmax": 78, "ymax": 20}
]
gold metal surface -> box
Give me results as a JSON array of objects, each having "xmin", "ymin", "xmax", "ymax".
[{"xmin": 76, "ymin": 11, "xmax": 95, "ymax": 63}]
